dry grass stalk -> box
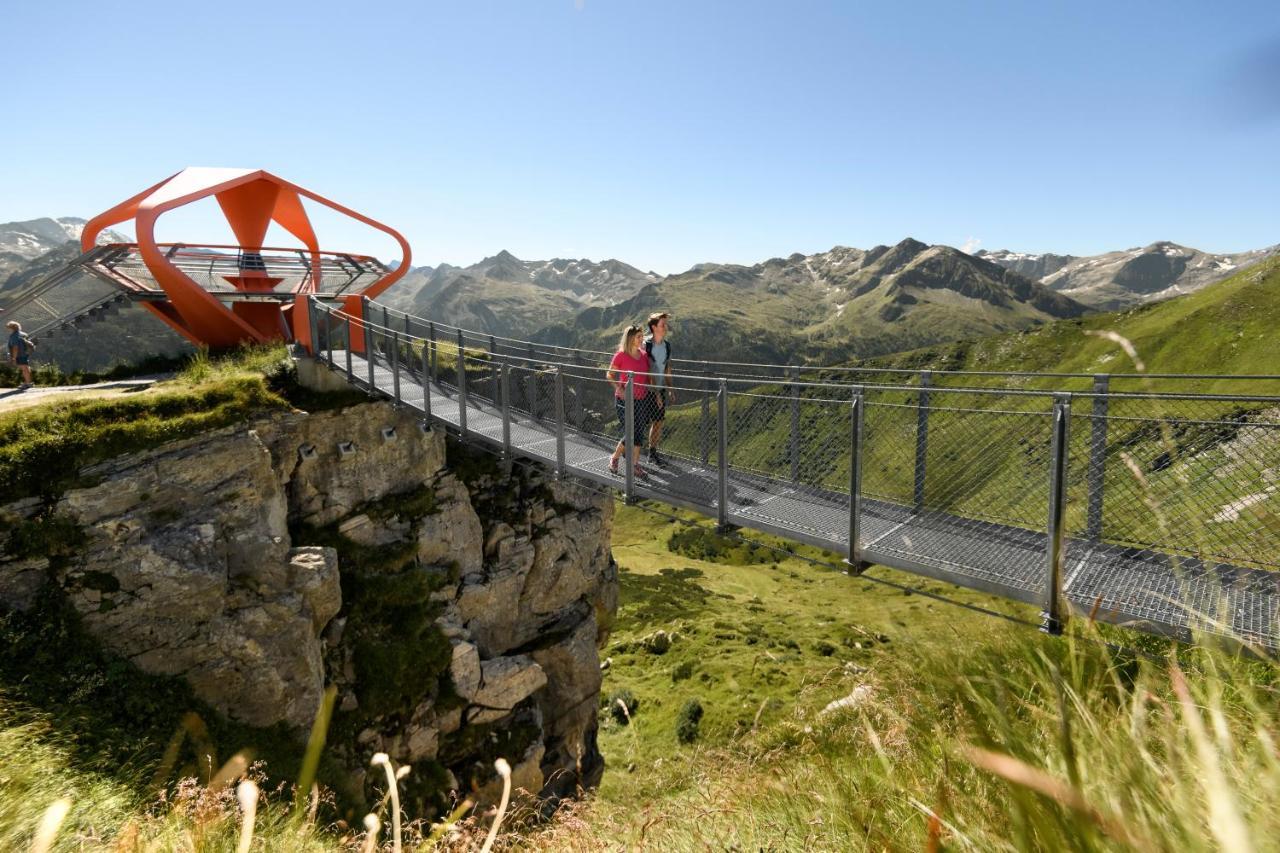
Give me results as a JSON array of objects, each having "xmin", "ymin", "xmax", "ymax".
[
  {"xmin": 28, "ymin": 797, "xmax": 70, "ymax": 853},
  {"xmin": 480, "ymin": 758, "xmax": 513, "ymax": 853}
]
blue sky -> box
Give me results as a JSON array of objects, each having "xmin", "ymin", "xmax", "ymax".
[{"xmin": 2, "ymin": 0, "xmax": 1277, "ymax": 273}]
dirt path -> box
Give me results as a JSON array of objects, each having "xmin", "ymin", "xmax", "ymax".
[{"xmin": 0, "ymin": 378, "xmax": 165, "ymax": 415}]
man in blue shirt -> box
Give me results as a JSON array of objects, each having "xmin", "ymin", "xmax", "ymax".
[
  {"xmin": 6, "ymin": 321, "xmax": 34, "ymax": 390},
  {"xmin": 643, "ymin": 312, "xmax": 674, "ymax": 465}
]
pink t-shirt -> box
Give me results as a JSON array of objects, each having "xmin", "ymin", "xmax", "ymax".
[{"xmin": 610, "ymin": 350, "xmax": 651, "ymax": 399}]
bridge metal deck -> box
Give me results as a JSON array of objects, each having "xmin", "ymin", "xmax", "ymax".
[{"xmin": 325, "ymin": 347, "xmax": 1280, "ymax": 650}]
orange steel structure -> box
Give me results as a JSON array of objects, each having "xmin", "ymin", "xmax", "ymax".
[{"xmin": 81, "ymin": 167, "xmax": 410, "ymax": 350}]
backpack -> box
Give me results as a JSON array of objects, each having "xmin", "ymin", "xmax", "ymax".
[{"xmin": 643, "ymin": 337, "xmax": 670, "ymax": 363}]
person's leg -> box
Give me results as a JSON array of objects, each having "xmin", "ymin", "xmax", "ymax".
[
  {"xmin": 648, "ymin": 392, "xmax": 665, "ymax": 453},
  {"xmin": 609, "ymin": 398, "xmax": 626, "ymax": 471}
]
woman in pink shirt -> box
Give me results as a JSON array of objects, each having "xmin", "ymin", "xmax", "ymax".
[{"xmin": 606, "ymin": 324, "xmax": 653, "ymax": 478}]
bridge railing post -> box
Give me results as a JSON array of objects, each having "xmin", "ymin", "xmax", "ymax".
[
  {"xmin": 624, "ymin": 376, "xmax": 636, "ymax": 503},
  {"xmin": 846, "ymin": 385, "xmax": 866, "ymax": 573},
  {"xmin": 390, "ymin": 330, "xmax": 401, "ymax": 404},
  {"xmin": 555, "ymin": 366, "xmax": 566, "ymax": 478},
  {"xmin": 344, "ymin": 317, "xmax": 353, "ymax": 380},
  {"xmin": 914, "ymin": 370, "xmax": 932, "ymax": 512},
  {"xmin": 324, "ymin": 306, "xmax": 335, "ymax": 368},
  {"xmin": 1043, "ymin": 393, "xmax": 1072, "ymax": 635},
  {"xmin": 306, "ymin": 295, "xmax": 320, "ymax": 359},
  {"xmin": 1086, "ymin": 374, "xmax": 1109, "ymax": 540},
  {"xmin": 790, "ymin": 365, "xmax": 801, "ymax": 483},
  {"xmin": 490, "ymin": 335, "xmax": 499, "ymax": 397},
  {"xmin": 500, "ymin": 360, "xmax": 511, "ymax": 456},
  {"xmin": 456, "ymin": 329, "xmax": 468, "ymax": 435},
  {"xmin": 572, "ymin": 348, "xmax": 585, "ymax": 431},
  {"xmin": 365, "ymin": 317, "xmax": 376, "ymax": 397},
  {"xmin": 717, "ymin": 379, "xmax": 729, "ymax": 531},
  {"xmin": 428, "ymin": 322, "xmax": 438, "ymax": 383},
  {"xmin": 700, "ymin": 373, "xmax": 712, "ymax": 467},
  {"xmin": 526, "ymin": 343, "xmax": 537, "ymax": 417},
  {"xmin": 419, "ymin": 331, "xmax": 431, "ymax": 420},
  {"xmin": 381, "ymin": 304, "xmax": 390, "ymax": 333}
]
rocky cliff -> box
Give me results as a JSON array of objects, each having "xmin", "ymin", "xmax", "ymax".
[{"xmin": 0, "ymin": 400, "xmax": 618, "ymax": 810}]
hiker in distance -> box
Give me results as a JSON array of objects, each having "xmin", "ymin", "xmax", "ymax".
[
  {"xmin": 6, "ymin": 321, "xmax": 35, "ymax": 390},
  {"xmin": 606, "ymin": 324, "xmax": 654, "ymax": 479},
  {"xmin": 643, "ymin": 311, "xmax": 674, "ymax": 466}
]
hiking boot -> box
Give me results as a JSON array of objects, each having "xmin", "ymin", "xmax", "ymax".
[
  {"xmin": 608, "ymin": 457, "xmax": 620, "ymax": 476},
  {"xmin": 648, "ymin": 448, "xmax": 665, "ymax": 466},
  {"xmin": 17, "ymin": 383, "xmax": 32, "ymax": 391},
  {"xmin": 633, "ymin": 464, "xmax": 650, "ymax": 479}
]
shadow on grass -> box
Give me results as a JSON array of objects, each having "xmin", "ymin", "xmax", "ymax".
[{"xmin": 616, "ymin": 567, "xmax": 725, "ymax": 629}]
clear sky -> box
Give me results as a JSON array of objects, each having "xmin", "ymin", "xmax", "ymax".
[{"xmin": 2, "ymin": 0, "xmax": 1278, "ymax": 273}]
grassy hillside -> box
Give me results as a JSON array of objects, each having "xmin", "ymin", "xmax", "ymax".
[
  {"xmin": 522, "ymin": 504, "xmax": 1280, "ymax": 850},
  {"xmin": 865, "ymin": 255, "xmax": 1280, "ymax": 388}
]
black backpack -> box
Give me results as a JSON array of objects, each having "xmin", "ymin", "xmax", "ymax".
[{"xmin": 643, "ymin": 337, "xmax": 670, "ymax": 363}]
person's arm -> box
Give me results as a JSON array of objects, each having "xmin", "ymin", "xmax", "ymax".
[
  {"xmin": 7, "ymin": 344, "xmax": 15, "ymax": 364},
  {"xmin": 605, "ymin": 354, "xmax": 622, "ymax": 394}
]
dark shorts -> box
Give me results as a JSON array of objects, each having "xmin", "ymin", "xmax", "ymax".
[
  {"xmin": 14, "ymin": 356, "xmax": 28, "ymax": 366},
  {"xmin": 614, "ymin": 396, "xmax": 652, "ymax": 445}
]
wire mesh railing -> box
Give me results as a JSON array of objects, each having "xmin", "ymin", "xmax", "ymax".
[{"xmin": 306, "ymin": 297, "xmax": 1280, "ymax": 650}]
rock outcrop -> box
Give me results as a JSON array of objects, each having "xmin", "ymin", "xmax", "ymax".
[{"xmin": 0, "ymin": 398, "xmax": 618, "ymax": 808}]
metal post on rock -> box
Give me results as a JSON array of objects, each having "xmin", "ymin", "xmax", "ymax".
[
  {"xmin": 555, "ymin": 366, "xmax": 566, "ymax": 478},
  {"xmin": 1086, "ymin": 374, "xmax": 1109, "ymax": 541},
  {"xmin": 717, "ymin": 379, "xmax": 729, "ymax": 532},
  {"xmin": 846, "ymin": 386, "xmax": 867, "ymax": 574},
  {"xmin": 1042, "ymin": 393, "xmax": 1072, "ymax": 635},
  {"xmin": 914, "ymin": 370, "xmax": 932, "ymax": 512},
  {"xmin": 624, "ymin": 375, "xmax": 636, "ymax": 503}
]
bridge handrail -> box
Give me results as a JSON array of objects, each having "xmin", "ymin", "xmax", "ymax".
[{"xmin": 353, "ymin": 298, "xmax": 1280, "ymax": 389}]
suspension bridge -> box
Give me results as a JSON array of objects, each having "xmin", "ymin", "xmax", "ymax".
[{"xmin": 306, "ymin": 297, "xmax": 1280, "ymax": 651}]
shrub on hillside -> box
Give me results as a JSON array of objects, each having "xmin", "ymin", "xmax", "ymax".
[
  {"xmin": 607, "ymin": 689, "xmax": 640, "ymax": 725},
  {"xmin": 675, "ymin": 699, "xmax": 703, "ymax": 744}
]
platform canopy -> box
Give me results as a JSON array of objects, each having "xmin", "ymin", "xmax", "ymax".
[{"xmin": 3, "ymin": 167, "xmax": 411, "ymax": 348}]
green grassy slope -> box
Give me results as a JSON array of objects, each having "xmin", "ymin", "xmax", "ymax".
[{"xmin": 868, "ymin": 256, "xmax": 1280, "ymax": 385}]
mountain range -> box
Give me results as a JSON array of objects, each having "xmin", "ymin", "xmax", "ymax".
[
  {"xmin": 0, "ymin": 216, "xmax": 128, "ymax": 285},
  {"xmin": 380, "ymin": 250, "xmax": 657, "ymax": 339},
  {"xmin": 2, "ymin": 213, "xmax": 1275, "ymax": 372},
  {"xmin": 977, "ymin": 242, "xmax": 1279, "ymax": 310}
]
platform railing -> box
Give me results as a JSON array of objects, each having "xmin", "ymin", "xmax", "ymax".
[{"xmin": 305, "ymin": 296, "xmax": 1280, "ymax": 649}]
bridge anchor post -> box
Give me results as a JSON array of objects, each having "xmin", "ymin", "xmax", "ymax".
[{"xmin": 1042, "ymin": 393, "xmax": 1072, "ymax": 635}]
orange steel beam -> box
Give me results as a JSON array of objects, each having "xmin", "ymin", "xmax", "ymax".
[{"xmin": 81, "ymin": 168, "xmax": 411, "ymax": 351}]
